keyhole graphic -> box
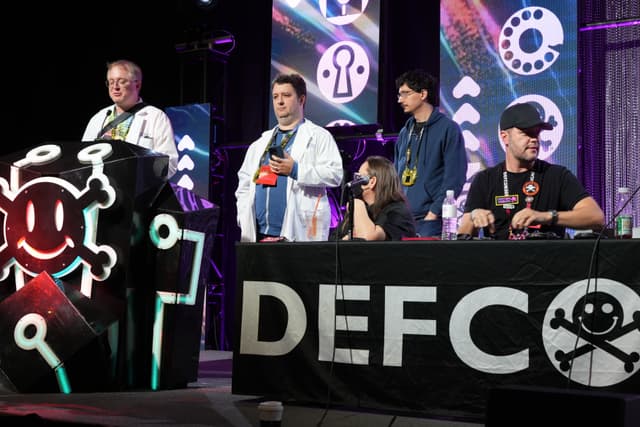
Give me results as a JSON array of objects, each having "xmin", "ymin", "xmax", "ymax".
[{"xmin": 332, "ymin": 44, "xmax": 355, "ymax": 98}]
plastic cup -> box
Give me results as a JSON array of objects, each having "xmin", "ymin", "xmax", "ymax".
[{"xmin": 305, "ymin": 211, "xmax": 320, "ymax": 241}]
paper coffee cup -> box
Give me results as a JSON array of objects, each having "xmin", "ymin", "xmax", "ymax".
[{"xmin": 258, "ymin": 401, "xmax": 283, "ymax": 426}]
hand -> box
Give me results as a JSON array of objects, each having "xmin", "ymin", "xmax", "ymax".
[
  {"xmin": 424, "ymin": 211, "xmax": 438, "ymax": 221},
  {"xmin": 269, "ymin": 151, "xmax": 294, "ymax": 175},
  {"xmin": 510, "ymin": 208, "xmax": 548, "ymax": 230},
  {"xmin": 470, "ymin": 208, "xmax": 496, "ymax": 234}
]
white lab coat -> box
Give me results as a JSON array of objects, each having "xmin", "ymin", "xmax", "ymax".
[
  {"xmin": 235, "ymin": 119, "xmax": 343, "ymax": 242},
  {"xmin": 82, "ymin": 102, "xmax": 179, "ymax": 178}
]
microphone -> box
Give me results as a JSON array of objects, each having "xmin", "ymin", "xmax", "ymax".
[
  {"xmin": 346, "ymin": 175, "xmax": 370, "ymax": 188},
  {"xmin": 95, "ymin": 109, "xmax": 114, "ymax": 140}
]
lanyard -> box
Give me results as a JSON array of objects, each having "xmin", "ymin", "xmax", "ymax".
[
  {"xmin": 253, "ymin": 125, "xmax": 299, "ymax": 181},
  {"xmin": 503, "ymin": 166, "xmax": 538, "ymax": 240},
  {"xmin": 405, "ymin": 122, "xmax": 425, "ymax": 169},
  {"xmin": 401, "ymin": 121, "xmax": 425, "ymax": 186}
]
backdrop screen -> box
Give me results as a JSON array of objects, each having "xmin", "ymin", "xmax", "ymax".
[
  {"xmin": 440, "ymin": 0, "xmax": 577, "ymax": 206},
  {"xmin": 270, "ymin": 0, "xmax": 380, "ymax": 128},
  {"xmin": 166, "ymin": 103, "xmax": 211, "ymax": 200}
]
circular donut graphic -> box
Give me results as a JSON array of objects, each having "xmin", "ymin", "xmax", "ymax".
[{"xmin": 499, "ymin": 7, "xmax": 564, "ymax": 75}]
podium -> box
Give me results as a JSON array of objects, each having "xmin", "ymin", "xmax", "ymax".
[{"xmin": 0, "ymin": 141, "xmax": 219, "ymax": 391}]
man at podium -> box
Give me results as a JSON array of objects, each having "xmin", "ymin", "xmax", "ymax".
[{"xmin": 82, "ymin": 59, "xmax": 178, "ymax": 178}]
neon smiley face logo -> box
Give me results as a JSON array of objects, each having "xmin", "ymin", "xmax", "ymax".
[
  {"xmin": 0, "ymin": 143, "xmax": 118, "ymax": 294},
  {"xmin": 18, "ymin": 195, "xmax": 74, "ymax": 261},
  {"xmin": 1, "ymin": 176, "xmax": 116, "ymax": 280}
]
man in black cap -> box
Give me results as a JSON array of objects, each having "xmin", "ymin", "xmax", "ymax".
[{"xmin": 458, "ymin": 102, "xmax": 604, "ymax": 239}]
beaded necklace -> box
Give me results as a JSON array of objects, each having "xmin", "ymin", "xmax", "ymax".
[{"xmin": 502, "ymin": 163, "xmax": 540, "ymax": 240}]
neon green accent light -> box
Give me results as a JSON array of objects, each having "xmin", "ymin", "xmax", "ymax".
[
  {"xmin": 55, "ymin": 366, "xmax": 72, "ymax": 394},
  {"xmin": 14, "ymin": 313, "xmax": 72, "ymax": 393},
  {"xmin": 148, "ymin": 214, "xmax": 205, "ymax": 389},
  {"xmin": 150, "ymin": 294, "xmax": 165, "ymax": 391}
]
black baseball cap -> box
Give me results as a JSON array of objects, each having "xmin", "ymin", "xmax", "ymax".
[{"xmin": 500, "ymin": 103, "xmax": 553, "ymax": 131}]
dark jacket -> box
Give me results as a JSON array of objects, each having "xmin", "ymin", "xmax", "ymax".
[{"xmin": 394, "ymin": 111, "xmax": 467, "ymax": 217}]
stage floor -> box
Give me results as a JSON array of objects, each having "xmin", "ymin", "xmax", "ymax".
[{"xmin": 0, "ymin": 351, "xmax": 482, "ymax": 426}]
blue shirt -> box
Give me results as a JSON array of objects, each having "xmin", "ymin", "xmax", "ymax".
[{"xmin": 255, "ymin": 126, "xmax": 300, "ymax": 236}]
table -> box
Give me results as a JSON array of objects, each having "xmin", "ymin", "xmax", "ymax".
[{"xmin": 232, "ymin": 240, "xmax": 640, "ymax": 420}]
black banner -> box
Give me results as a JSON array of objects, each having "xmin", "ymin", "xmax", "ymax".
[{"xmin": 233, "ymin": 240, "xmax": 640, "ymax": 420}]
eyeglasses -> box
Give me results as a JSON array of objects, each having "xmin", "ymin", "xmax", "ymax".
[
  {"xmin": 397, "ymin": 89, "xmax": 416, "ymax": 99},
  {"xmin": 353, "ymin": 172, "xmax": 370, "ymax": 181},
  {"xmin": 105, "ymin": 78, "xmax": 136, "ymax": 88}
]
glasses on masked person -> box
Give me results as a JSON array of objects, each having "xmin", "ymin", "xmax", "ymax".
[{"xmin": 353, "ymin": 172, "xmax": 370, "ymax": 182}]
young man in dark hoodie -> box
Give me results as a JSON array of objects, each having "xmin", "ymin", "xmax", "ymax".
[{"xmin": 394, "ymin": 69, "xmax": 468, "ymax": 237}]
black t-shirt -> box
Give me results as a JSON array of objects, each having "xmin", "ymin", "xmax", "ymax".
[
  {"xmin": 464, "ymin": 160, "xmax": 590, "ymax": 239},
  {"xmin": 373, "ymin": 200, "xmax": 417, "ymax": 240},
  {"xmin": 336, "ymin": 199, "xmax": 417, "ymax": 241}
]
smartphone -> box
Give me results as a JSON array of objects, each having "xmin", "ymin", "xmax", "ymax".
[{"xmin": 268, "ymin": 146, "xmax": 285, "ymax": 159}]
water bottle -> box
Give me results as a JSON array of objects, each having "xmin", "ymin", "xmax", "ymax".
[
  {"xmin": 615, "ymin": 187, "xmax": 633, "ymax": 239},
  {"xmin": 441, "ymin": 190, "xmax": 458, "ymax": 240}
]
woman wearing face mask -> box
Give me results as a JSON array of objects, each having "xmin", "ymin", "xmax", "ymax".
[{"xmin": 338, "ymin": 155, "xmax": 416, "ymax": 241}]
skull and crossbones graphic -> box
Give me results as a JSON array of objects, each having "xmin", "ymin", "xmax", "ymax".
[
  {"xmin": 0, "ymin": 143, "xmax": 117, "ymax": 296},
  {"xmin": 551, "ymin": 291, "xmax": 640, "ymax": 373},
  {"xmin": 542, "ymin": 277, "xmax": 640, "ymax": 387}
]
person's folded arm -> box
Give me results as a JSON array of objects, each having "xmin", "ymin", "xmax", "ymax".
[{"xmin": 352, "ymin": 199, "xmax": 386, "ymax": 241}]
